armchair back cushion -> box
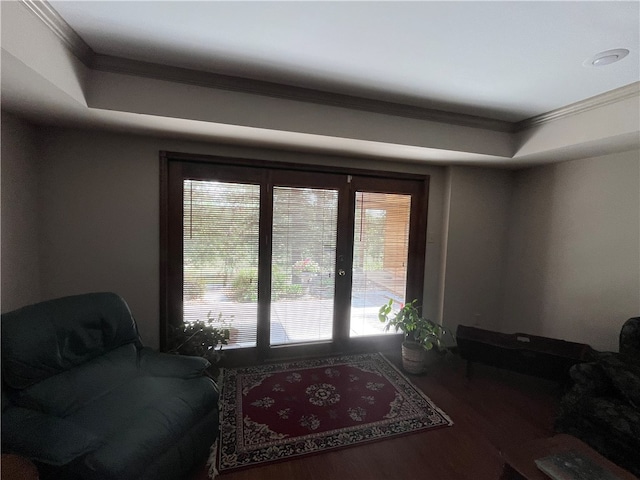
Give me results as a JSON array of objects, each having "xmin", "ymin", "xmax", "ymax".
[
  {"xmin": 2, "ymin": 292, "xmax": 140, "ymax": 389},
  {"xmin": 620, "ymin": 317, "xmax": 640, "ymax": 359}
]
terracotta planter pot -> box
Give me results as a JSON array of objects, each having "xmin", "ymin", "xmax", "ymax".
[{"xmin": 401, "ymin": 341, "xmax": 426, "ymax": 374}]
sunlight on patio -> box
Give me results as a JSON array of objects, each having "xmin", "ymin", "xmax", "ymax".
[{"xmin": 183, "ymin": 286, "xmax": 401, "ymax": 348}]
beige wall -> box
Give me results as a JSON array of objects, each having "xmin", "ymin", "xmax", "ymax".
[
  {"xmin": 440, "ymin": 166, "xmax": 513, "ymax": 335},
  {"xmin": 36, "ymin": 127, "xmax": 160, "ymax": 346},
  {"xmin": 502, "ymin": 149, "xmax": 640, "ymax": 351},
  {"xmin": 4, "ymin": 112, "xmax": 637, "ymax": 352},
  {"xmin": 1, "ymin": 112, "xmax": 41, "ymax": 311},
  {"xmin": 31, "ymin": 123, "xmax": 447, "ymax": 349}
]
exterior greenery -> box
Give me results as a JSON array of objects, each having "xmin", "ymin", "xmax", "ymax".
[
  {"xmin": 292, "ymin": 258, "xmax": 320, "ymax": 273},
  {"xmin": 229, "ymin": 266, "xmax": 306, "ymax": 302},
  {"xmin": 183, "ymin": 182, "xmax": 393, "ymax": 304},
  {"xmin": 184, "ymin": 181, "xmax": 339, "ymax": 303}
]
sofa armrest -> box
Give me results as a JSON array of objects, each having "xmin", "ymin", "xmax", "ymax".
[
  {"xmin": 138, "ymin": 348, "xmax": 211, "ymax": 379},
  {"xmin": 1, "ymin": 406, "xmax": 101, "ymax": 465}
]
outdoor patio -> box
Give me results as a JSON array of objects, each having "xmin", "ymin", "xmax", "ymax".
[{"xmin": 183, "ymin": 283, "xmax": 403, "ymax": 348}]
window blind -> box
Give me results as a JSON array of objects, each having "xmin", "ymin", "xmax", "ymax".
[
  {"xmin": 350, "ymin": 191, "xmax": 411, "ymax": 337},
  {"xmin": 270, "ymin": 186, "xmax": 338, "ymax": 345},
  {"xmin": 183, "ymin": 179, "xmax": 260, "ymax": 347}
]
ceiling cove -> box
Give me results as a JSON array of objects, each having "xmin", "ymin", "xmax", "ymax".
[{"xmin": 20, "ymin": 0, "xmax": 637, "ymax": 136}]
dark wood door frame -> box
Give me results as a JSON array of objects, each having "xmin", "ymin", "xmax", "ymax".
[{"xmin": 159, "ymin": 151, "xmax": 430, "ymax": 365}]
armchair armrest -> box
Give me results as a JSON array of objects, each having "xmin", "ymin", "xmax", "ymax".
[
  {"xmin": 568, "ymin": 361, "xmax": 612, "ymax": 395},
  {"xmin": 138, "ymin": 348, "xmax": 211, "ymax": 379},
  {"xmin": 2, "ymin": 406, "xmax": 101, "ymax": 465}
]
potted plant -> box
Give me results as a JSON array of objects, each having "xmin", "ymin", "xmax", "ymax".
[
  {"xmin": 168, "ymin": 311, "xmax": 231, "ymax": 364},
  {"xmin": 378, "ymin": 299, "xmax": 453, "ymax": 374}
]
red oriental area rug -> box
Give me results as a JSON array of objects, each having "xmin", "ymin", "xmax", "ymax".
[{"xmin": 212, "ymin": 353, "xmax": 453, "ymax": 475}]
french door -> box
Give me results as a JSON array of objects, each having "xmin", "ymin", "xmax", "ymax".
[{"xmin": 161, "ymin": 153, "xmax": 428, "ymax": 364}]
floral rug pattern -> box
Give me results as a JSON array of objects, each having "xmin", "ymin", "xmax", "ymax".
[{"xmin": 215, "ymin": 353, "xmax": 452, "ymax": 474}]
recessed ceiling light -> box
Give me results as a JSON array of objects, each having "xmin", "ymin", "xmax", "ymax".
[{"xmin": 583, "ymin": 49, "xmax": 630, "ymax": 67}]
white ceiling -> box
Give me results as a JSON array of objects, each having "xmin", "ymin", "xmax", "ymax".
[{"xmin": 49, "ymin": 0, "xmax": 640, "ymax": 123}]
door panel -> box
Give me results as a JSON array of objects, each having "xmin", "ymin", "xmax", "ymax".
[
  {"xmin": 270, "ymin": 186, "xmax": 339, "ymax": 345},
  {"xmin": 182, "ymin": 179, "xmax": 260, "ymax": 348},
  {"xmin": 350, "ymin": 191, "xmax": 412, "ymax": 337}
]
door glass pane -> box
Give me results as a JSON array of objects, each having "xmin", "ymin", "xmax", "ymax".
[
  {"xmin": 183, "ymin": 180, "xmax": 259, "ymax": 347},
  {"xmin": 350, "ymin": 192, "xmax": 411, "ymax": 337},
  {"xmin": 271, "ymin": 186, "xmax": 338, "ymax": 345}
]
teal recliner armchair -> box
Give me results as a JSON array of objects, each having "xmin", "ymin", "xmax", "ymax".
[{"xmin": 1, "ymin": 292, "xmax": 219, "ymax": 480}]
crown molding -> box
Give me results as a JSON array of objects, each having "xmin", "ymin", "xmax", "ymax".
[
  {"xmin": 20, "ymin": 0, "xmax": 94, "ymax": 65},
  {"xmin": 515, "ymin": 82, "xmax": 640, "ymax": 132},
  {"xmin": 91, "ymin": 54, "xmax": 514, "ymax": 132},
  {"xmin": 19, "ymin": 0, "xmax": 636, "ymax": 138},
  {"xmin": 20, "ymin": 0, "xmax": 514, "ymax": 133}
]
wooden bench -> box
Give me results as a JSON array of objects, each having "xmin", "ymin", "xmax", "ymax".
[{"xmin": 456, "ymin": 325, "xmax": 594, "ymax": 382}]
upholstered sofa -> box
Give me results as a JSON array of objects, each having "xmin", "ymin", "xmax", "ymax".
[
  {"xmin": 555, "ymin": 317, "xmax": 640, "ymax": 477},
  {"xmin": 1, "ymin": 292, "xmax": 219, "ymax": 480}
]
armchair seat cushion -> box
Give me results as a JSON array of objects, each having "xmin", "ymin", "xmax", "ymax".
[
  {"xmin": 72, "ymin": 375, "xmax": 218, "ymax": 479},
  {"xmin": 1, "ymin": 407, "xmax": 101, "ymax": 465},
  {"xmin": 68, "ymin": 375, "xmax": 217, "ymax": 439},
  {"xmin": 12, "ymin": 344, "xmax": 139, "ymax": 416}
]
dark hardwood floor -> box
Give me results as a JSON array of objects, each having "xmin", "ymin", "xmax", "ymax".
[{"xmin": 191, "ymin": 350, "xmax": 562, "ymax": 480}]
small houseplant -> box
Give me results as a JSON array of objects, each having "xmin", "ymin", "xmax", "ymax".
[
  {"xmin": 379, "ymin": 299, "xmax": 452, "ymax": 373},
  {"xmin": 168, "ymin": 311, "xmax": 231, "ymax": 364}
]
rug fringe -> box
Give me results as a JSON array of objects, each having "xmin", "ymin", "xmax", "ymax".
[
  {"xmin": 379, "ymin": 352, "xmax": 454, "ymax": 426},
  {"xmin": 206, "ymin": 368, "xmax": 224, "ymax": 479},
  {"xmin": 216, "ymin": 368, "xmax": 224, "ymax": 409},
  {"xmin": 206, "ymin": 438, "xmax": 219, "ymax": 480}
]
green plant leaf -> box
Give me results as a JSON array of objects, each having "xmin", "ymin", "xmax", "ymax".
[{"xmin": 377, "ymin": 298, "xmax": 455, "ymax": 352}]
